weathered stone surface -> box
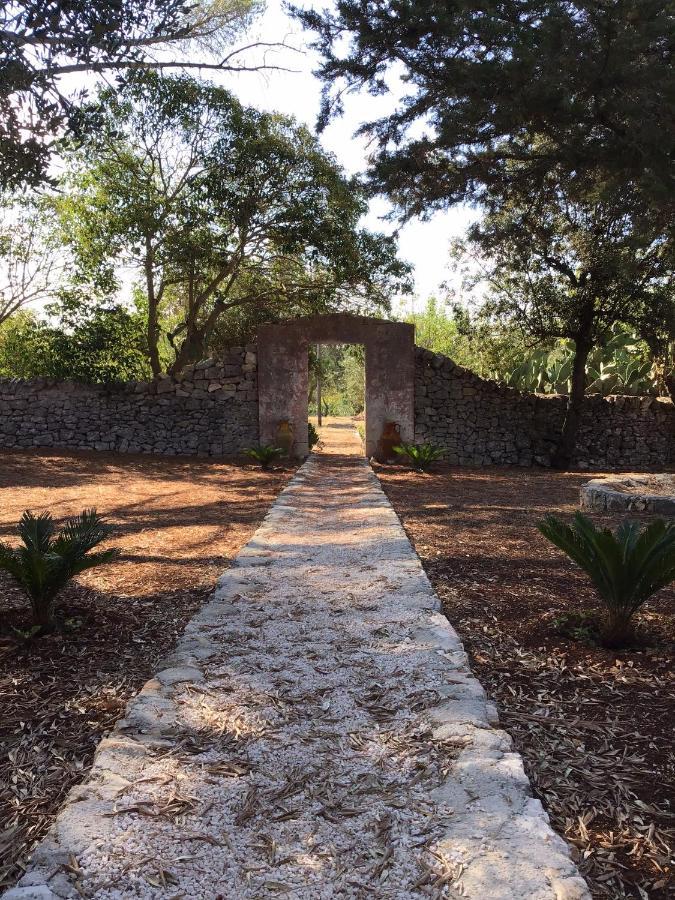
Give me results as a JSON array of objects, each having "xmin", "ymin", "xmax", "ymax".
[
  {"xmin": 580, "ymin": 475, "xmax": 675, "ymax": 515},
  {"xmin": 414, "ymin": 347, "xmax": 674, "ymax": 470},
  {"xmin": 0, "ymin": 337, "xmax": 670, "ymax": 469},
  {"xmin": 258, "ymin": 313, "xmax": 415, "ymax": 458},
  {"xmin": 0, "ymin": 348, "xmax": 258, "ymax": 458}
]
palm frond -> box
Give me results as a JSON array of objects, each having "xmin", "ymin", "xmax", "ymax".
[
  {"xmin": 17, "ymin": 511, "xmax": 54, "ymax": 554},
  {"xmin": 51, "ymin": 509, "xmax": 115, "ymax": 561},
  {"xmin": 393, "ymin": 442, "xmax": 444, "ymax": 471},
  {"xmin": 0, "ymin": 543, "xmax": 23, "ymax": 581},
  {"xmin": 539, "ymin": 512, "xmax": 675, "ymax": 646},
  {"xmin": 0, "ymin": 508, "xmax": 119, "ymax": 630}
]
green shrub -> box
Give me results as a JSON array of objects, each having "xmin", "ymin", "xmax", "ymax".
[
  {"xmin": 538, "ymin": 513, "xmax": 675, "ymax": 647},
  {"xmin": 393, "ymin": 442, "xmax": 444, "ymax": 472},
  {"xmin": 244, "ymin": 445, "xmax": 285, "ymax": 468},
  {"xmin": 308, "ymin": 421, "xmax": 320, "ymax": 450},
  {"xmin": 0, "ymin": 510, "xmax": 119, "ymax": 633}
]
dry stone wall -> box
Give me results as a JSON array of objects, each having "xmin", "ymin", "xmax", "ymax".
[
  {"xmin": 0, "ymin": 347, "xmax": 258, "ymax": 457},
  {"xmin": 0, "ymin": 342, "xmax": 671, "ymax": 469},
  {"xmin": 415, "ymin": 347, "xmax": 674, "ymax": 470}
]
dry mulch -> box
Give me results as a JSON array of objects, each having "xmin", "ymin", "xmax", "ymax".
[
  {"xmin": 376, "ymin": 464, "xmax": 674, "ymax": 900},
  {"xmin": 0, "ymin": 449, "xmax": 293, "ymax": 891}
]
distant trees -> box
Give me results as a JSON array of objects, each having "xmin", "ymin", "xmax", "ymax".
[
  {"xmin": 1, "ymin": 0, "xmax": 270, "ymax": 187},
  {"xmin": 0, "ymin": 199, "xmax": 62, "ymax": 325},
  {"xmin": 0, "ymin": 299, "xmax": 150, "ymax": 384}
]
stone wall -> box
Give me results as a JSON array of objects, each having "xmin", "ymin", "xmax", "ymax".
[
  {"xmin": 0, "ymin": 347, "xmax": 258, "ymax": 457},
  {"xmin": 414, "ymin": 347, "xmax": 675, "ymax": 469},
  {"xmin": 0, "ymin": 341, "xmax": 672, "ymax": 468}
]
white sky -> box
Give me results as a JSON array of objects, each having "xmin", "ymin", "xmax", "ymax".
[{"xmin": 217, "ymin": 1, "xmax": 477, "ymax": 310}]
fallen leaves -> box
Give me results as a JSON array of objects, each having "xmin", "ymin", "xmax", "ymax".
[{"xmin": 379, "ymin": 464, "xmax": 674, "ymax": 900}]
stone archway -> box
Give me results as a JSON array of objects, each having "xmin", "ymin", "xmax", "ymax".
[{"xmin": 257, "ymin": 313, "xmax": 415, "ymax": 457}]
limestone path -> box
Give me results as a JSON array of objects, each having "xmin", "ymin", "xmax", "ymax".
[{"xmin": 7, "ymin": 421, "xmax": 588, "ymax": 900}]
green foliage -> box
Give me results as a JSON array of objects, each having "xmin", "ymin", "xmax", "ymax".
[
  {"xmin": 307, "ymin": 421, "xmax": 320, "ymax": 451},
  {"xmin": 0, "ymin": 302, "xmax": 151, "ymax": 384},
  {"xmin": 58, "ymin": 72, "xmax": 410, "ymax": 376},
  {"xmin": 308, "ymin": 344, "xmax": 365, "ymax": 416},
  {"xmin": 297, "ymin": 1, "xmax": 673, "ymax": 224},
  {"xmin": 500, "ymin": 328, "xmax": 660, "ymax": 397},
  {"xmin": 403, "ymin": 297, "xmax": 461, "ymax": 358},
  {"xmin": 538, "ymin": 513, "xmax": 675, "ymax": 648},
  {"xmin": 393, "ymin": 442, "xmax": 444, "ymax": 472},
  {"xmin": 243, "ymin": 445, "xmax": 285, "ymax": 468},
  {"xmin": 1, "ymin": 0, "xmax": 263, "ymax": 188},
  {"xmin": 402, "ymin": 298, "xmax": 530, "ymax": 378},
  {"xmin": 0, "ymin": 509, "xmax": 119, "ymax": 631}
]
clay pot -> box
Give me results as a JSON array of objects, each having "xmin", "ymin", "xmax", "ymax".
[
  {"xmin": 377, "ymin": 421, "xmax": 400, "ymax": 462},
  {"xmin": 276, "ymin": 420, "xmax": 294, "ymax": 456}
]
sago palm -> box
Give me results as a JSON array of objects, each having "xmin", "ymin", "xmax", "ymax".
[
  {"xmin": 393, "ymin": 442, "xmax": 444, "ymax": 472},
  {"xmin": 538, "ymin": 512, "xmax": 675, "ymax": 647},
  {"xmin": 243, "ymin": 445, "xmax": 285, "ymax": 469},
  {"xmin": 0, "ymin": 509, "xmax": 119, "ymax": 632}
]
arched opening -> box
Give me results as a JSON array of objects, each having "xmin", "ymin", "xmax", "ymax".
[
  {"xmin": 257, "ymin": 314, "xmax": 414, "ymax": 458},
  {"xmin": 309, "ymin": 342, "xmax": 366, "ymax": 453}
]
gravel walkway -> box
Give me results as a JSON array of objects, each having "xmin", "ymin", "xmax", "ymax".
[{"xmin": 6, "ymin": 423, "xmax": 588, "ymax": 900}]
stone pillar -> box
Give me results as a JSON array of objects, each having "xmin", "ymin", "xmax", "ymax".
[{"xmin": 257, "ymin": 314, "xmax": 415, "ymax": 459}]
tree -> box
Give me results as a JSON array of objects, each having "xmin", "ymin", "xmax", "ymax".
[
  {"xmin": 297, "ymin": 0, "xmax": 674, "ymax": 224},
  {"xmin": 57, "ymin": 73, "xmax": 410, "ymax": 376},
  {"xmin": 625, "ymin": 290, "xmax": 675, "ymax": 401},
  {"xmin": 308, "ymin": 344, "xmax": 365, "ymax": 416},
  {"xmin": 461, "ymin": 179, "xmax": 673, "ymax": 467},
  {"xmin": 0, "ymin": 298, "xmax": 151, "ymax": 383},
  {"xmin": 0, "ymin": 198, "xmax": 63, "ymax": 324},
  {"xmin": 403, "ymin": 297, "xmax": 460, "ymax": 358},
  {"xmin": 400, "ymin": 295, "xmax": 531, "ymax": 377},
  {"xmin": 0, "ymin": 0, "xmax": 275, "ymax": 188}
]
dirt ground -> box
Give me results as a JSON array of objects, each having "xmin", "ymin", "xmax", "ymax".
[
  {"xmin": 376, "ymin": 463, "xmax": 674, "ymax": 900},
  {"xmin": 0, "ymin": 449, "xmax": 293, "ymax": 889}
]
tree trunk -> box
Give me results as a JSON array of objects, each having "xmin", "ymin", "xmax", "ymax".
[
  {"xmin": 31, "ymin": 598, "xmax": 56, "ymax": 632},
  {"xmin": 664, "ymin": 371, "xmax": 675, "ymax": 404},
  {"xmin": 144, "ymin": 239, "xmax": 162, "ymax": 379},
  {"xmin": 169, "ymin": 330, "xmax": 205, "ymax": 376},
  {"xmin": 317, "ymin": 344, "xmax": 322, "ymax": 426},
  {"xmin": 601, "ymin": 607, "xmax": 636, "ymax": 649},
  {"xmin": 552, "ymin": 332, "xmax": 592, "ymax": 470}
]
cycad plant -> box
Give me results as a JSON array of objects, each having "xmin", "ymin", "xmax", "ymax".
[
  {"xmin": 538, "ymin": 513, "xmax": 675, "ymax": 647},
  {"xmin": 0, "ymin": 510, "xmax": 119, "ymax": 632},
  {"xmin": 393, "ymin": 442, "xmax": 444, "ymax": 472},
  {"xmin": 243, "ymin": 445, "xmax": 285, "ymax": 469}
]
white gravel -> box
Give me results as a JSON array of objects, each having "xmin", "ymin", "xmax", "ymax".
[{"xmin": 5, "ymin": 433, "xmax": 589, "ymax": 900}]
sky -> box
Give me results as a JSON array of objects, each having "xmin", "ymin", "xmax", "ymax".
[{"xmin": 216, "ymin": 1, "xmax": 477, "ymax": 310}]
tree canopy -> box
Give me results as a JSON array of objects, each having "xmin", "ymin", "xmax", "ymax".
[
  {"xmin": 56, "ymin": 72, "xmax": 411, "ymax": 376},
  {"xmin": 459, "ymin": 175, "xmax": 674, "ymax": 465},
  {"xmin": 297, "ymin": 0, "xmax": 674, "ymax": 223},
  {"xmin": 1, "ymin": 0, "xmax": 267, "ymax": 187}
]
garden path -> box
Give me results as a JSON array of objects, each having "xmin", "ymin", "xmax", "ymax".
[{"xmin": 7, "ymin": 421, "xmax": 588, "ymax": 900}]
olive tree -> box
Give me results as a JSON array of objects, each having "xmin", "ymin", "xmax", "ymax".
[
  {"xmin": 57, "ymin": 73, "xmax": 410, "ymax": 376},
  {"xmin": 461, "ymin": 179, "xmax": 673, "ymax": 467}
]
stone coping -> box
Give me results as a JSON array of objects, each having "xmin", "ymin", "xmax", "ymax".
[{"xmin": 580, "ymin": 475, "xmax": 675, "ymax": 515}]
